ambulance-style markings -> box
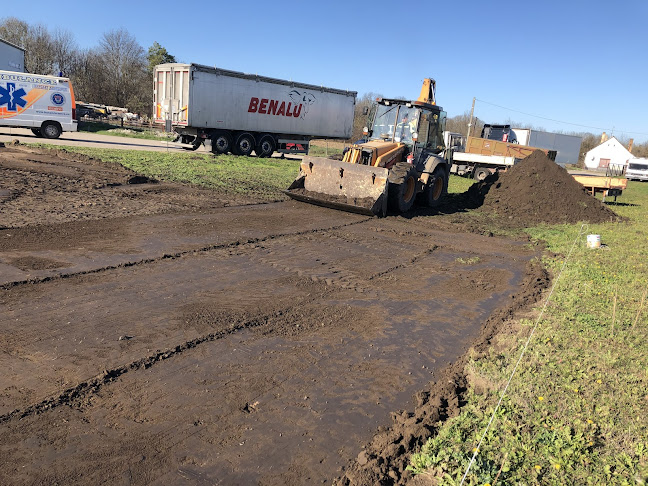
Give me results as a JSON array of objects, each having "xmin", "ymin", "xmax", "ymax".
[{"xmin": 0, "ymin": 83, "xmax": 27, "ymax": 112}]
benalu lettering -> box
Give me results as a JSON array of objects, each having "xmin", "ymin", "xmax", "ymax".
[{"xmin": 248, "ymin": 89, "xmax": 315, "ymax": 119}]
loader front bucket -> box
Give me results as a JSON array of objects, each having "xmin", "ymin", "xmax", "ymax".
[{"xmin": 284, "ymin": 156, "xmax": 389, "ymax": 216}]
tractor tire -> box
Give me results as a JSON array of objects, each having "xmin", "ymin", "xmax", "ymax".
[
  {"xmin": 388, "ymin": 162, "xmax": 418, "ymax": 213},
  {"xmin": 420, "ymin": 166, "xmax": 448, "ymax": 207}
]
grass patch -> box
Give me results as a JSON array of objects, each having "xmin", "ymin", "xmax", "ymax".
[
  {"xmin": 408, "ymin": 181, "xmax": 648, "ymax": 484},
  {"xmin": 31, "ymin": 145, "xmax": 301, "ymax": 202},
  {"xmin": 78, "ymin": 120, "xmax": 175, "ymax": 141}
]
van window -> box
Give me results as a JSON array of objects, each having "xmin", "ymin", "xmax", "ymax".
[{"xmin": 628, "ymin": 162, "xmax": 648, "ymax": 171}]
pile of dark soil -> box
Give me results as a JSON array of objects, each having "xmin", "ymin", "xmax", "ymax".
[{"xmin": 466, "ymin": 151, "xmax": 621, "ymax": 226}]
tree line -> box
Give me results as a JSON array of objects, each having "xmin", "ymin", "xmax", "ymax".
[
  {"xmin": 4, "ymin": 16, "xmax": 645, "ymax": 162},
  {"xmin": 0, "ymin": 17, "xmax": 174, "ymax": 116}
]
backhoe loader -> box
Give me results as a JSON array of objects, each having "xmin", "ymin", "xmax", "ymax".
[{"xmin": 285, "ymin": 79, "xmax": 450, "ymax": 216}]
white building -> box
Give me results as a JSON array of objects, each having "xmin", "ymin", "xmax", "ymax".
[
  {"xmin": 583, "ymin": 136, "xmax": 633, "ymax": 172},
  {"xmin": 0, "ymin": 38, "xmax": 25, "ymax": 72}
]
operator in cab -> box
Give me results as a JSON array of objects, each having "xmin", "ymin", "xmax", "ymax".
[{"xmin": 395, "ymin": 111, "xmax": 416, "ymax": 142}]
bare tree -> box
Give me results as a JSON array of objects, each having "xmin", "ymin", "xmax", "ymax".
[
  {"xmin": 51, "ymin": 29, "xmax": 77, "ymax": 76},
  {"xmin": 97, "ymin": 28, "xmax": 148, "ymax": 111}
]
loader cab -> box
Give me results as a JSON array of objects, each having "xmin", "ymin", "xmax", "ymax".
[{"xmin": 368, "ymin": 99, "xmax": 446, "ymax": 153}]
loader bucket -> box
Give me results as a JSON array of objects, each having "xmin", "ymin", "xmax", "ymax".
[{"xmin": 284, "ymin": 156, "xmax": 390, "ymax": 216}]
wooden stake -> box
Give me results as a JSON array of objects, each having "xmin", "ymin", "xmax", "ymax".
[
  {"xmin": 633, "ymin": 287, "xmax": 647, "ymax": 329},
  {"xmin": 611, "ymin": 287, "xmax": 617, "ymax": 337}
]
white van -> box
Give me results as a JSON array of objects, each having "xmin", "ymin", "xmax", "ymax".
[
  {"xmin": 0, "ymin": 70, "xmax": 77, "ymax": 138},
  {"xmin": 626, "ymin": 158, "xmax": 648, "ymax": 182}
]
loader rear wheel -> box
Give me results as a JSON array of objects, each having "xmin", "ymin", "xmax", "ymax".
[
  {"xmin": 255, "ymin": 135, "xmax": 275, "ymax": 158},
  {"xmin": 420, "ymin": 166, "xmax": 448, "ymax": 207},
  {"xmin": 233, "ymin": 133, "xmax": 255, "ymax": 156},
  {"xmin": 388, "ymin": 162, "xmax": 418, "ymax": 213},
  {"xmin": 211, "ymin": 132, "xmax": 232, "ymax": 154}
]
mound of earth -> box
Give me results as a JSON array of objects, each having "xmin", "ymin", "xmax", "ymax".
[{"xmin": 466, "ymin": 151, "xmax": 621, "ymax": 226}]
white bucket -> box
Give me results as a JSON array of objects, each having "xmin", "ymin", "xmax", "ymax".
[{"xmin": 587, "ymin": 234, "xmax": 601, "ymax": 249}]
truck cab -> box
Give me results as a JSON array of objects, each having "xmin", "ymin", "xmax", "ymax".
[{"xmin": 481, "ymin": 124, "xmax": 518, "ymax": 144}]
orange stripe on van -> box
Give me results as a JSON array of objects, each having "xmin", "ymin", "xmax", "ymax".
[{"xmin": 0, "ymin": 88, "xmax": 49, "ymax": 119}]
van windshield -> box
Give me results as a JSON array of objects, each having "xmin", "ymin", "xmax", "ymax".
[{"xmin": 628, "ymin": 162, "xmax": 648, "ymax": 171}]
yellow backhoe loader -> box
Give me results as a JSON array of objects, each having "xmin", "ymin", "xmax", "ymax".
[{"xmin": 285, "ymin": 79, "xmax": 450, "ymax": 216}]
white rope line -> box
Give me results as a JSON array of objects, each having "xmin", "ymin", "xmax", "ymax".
[{"xmin": 459, "ymin": 223, "xmax": 589, "ymax": 485}]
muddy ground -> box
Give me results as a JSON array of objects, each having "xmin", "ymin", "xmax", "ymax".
[{"xmin": 0, "ymin": 145, "xmax": 592, "ymax": 485}]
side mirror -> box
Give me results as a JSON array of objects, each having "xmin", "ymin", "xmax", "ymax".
[{"xmin": 362, "ymin": 106, "xmax": 369, "ymax": 115}]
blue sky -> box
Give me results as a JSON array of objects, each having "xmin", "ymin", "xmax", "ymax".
[{"xmin": 11, "ymin": 0, "xmax": 648, "ymax": 142}]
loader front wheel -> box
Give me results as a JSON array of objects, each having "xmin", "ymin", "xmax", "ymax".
[
  {"xmin": 421, "ymin": 166, "xmax": 448, "ymax": 207},
  {"xmin": 388, "ymin": 163, "xmax": 418, "ymax": 213},
  {"xmin": 233, "ymin": 133, "xmax": 255, "ymax": 156}
]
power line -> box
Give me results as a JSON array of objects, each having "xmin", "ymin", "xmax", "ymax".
[{"xmin": 475, "ymin": 98, "xmax": 648, "ymax": 137}]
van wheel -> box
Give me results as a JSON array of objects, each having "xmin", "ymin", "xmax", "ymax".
[
  {"xmin": 31, "ymin": 128, "xmax": 43, "ymax": 137},
  {"xmin": 41, "ymin": 122, "xmax": 62, "ymax": 139}
]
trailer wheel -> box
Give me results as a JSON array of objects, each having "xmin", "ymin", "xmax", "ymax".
[
  {"xmin": 41, "ymin": 121, "xmax": 62, "ymax": 139},
  {"xmin": 31, "ymin": 128, "xmax": 43, "ymax": 137},
  {"xmin": 233, "ymin": 133, "xmax": 255, "ymax": 156},
  {"xmin": 255, "ymin": 135, "xmax": 275, "ymax": 158},
  {"xmin": 420, "ymin": 166, "xmax": 448, "ymax": 207},
  {"xmin": 473, "ymin": 167, "xmax": 490, "ymax": 181},
  {"xmin": 388, "ymin": 162, "xmax": 418, "ymax": 213},
  {"xmin": 211, "ymin": 132, "xmax": 232, "ymax": 154}
]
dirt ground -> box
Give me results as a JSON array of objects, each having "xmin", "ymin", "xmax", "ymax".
[{"xmin": 0, "ymin": 145, "xmax": 599, "ymax": 485}]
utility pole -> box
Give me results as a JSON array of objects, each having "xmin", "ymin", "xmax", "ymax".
[{"xmin": 466, "ymin": 97, "xmax": 475, "ymax": 139}]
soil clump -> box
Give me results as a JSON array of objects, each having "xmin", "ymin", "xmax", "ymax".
[{"xmin": 466, "ymin": 150, "xmax": 621, "ymax": 226}]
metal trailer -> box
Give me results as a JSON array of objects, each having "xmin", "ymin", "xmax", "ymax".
[
  {"xmin": 450, "ymin": 152, "xmax": 521, "ymax": 180},
  {"xmin": 512, "ymin": 129, "xmax": 582, "ymax": 166},
  {"xmin": 572, "ymin": 175, "xmax": 627, "ymax": 201},
  {"xmin": 153, "ymin": 63, "xmax": 357, "ymax": 157}
]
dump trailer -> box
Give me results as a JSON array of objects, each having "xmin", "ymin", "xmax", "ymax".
[
  {"xmin": 285, "ymin": 79, "xmax": 450, "ymax": 216},
  {"xmin": 153, "ymin": 63, "xmax": 356, "ymax": 157}
]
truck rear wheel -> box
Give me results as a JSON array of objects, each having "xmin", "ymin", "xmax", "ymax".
[
  {"xmin": 211, "ymin": 132, "xmax": 233, "ymax": 154},
  {"xmin": 421, "ymin": 166, "xmax": 448, "ymax": 207},
  {"xmin": 31, "ymin": 128, "xmax": 42, "ymax": 137},
  {"xmin": 388, "ymin": 162, "xmax": 418, "ymax": 213},
  {"xmin": 233, "ymin": 133, "xmax": 255, "ymax": 156},
  {"xmin": 41, "ymin": 121, "xmax": 62, "ymax": 139},
  {"xmin": 255, "ymin": 135, "xmax": 275, "ymax": 158},
  {"xmin": 473, "ymin": 167, "xmax": 490, "ymax": 181}
]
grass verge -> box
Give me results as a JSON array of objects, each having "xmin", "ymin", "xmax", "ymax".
[
  {"xmin": 78, "ymin": 121, "xmax": 175, "ymax": 141},
  {"xmin": 31, "ymin": 145, "xmax": 301, "ymax": 202},
  {"xmin": 408, "ymin": 181, "xmax": 648, "ymax": 484}
]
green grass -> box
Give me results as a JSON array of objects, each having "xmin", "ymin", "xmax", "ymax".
[
  {"xmin": 78, "ymin": 120, "xmax": 175, "ymax": 141},
  {"xmin": 33, "ymin": 145, "xmax": 301, "ymax": 202},
  {"xmin": 409, "ymin": 181, "xmax": 648, "ymax": 485},
  {"xmin": 449, "ymin": 174, "xmax": 475, "ymax": 194}
]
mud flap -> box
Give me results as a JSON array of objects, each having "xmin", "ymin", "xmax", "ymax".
[{"xmin": 284, "ymin": 156, "xmax": 389, "ymax": 216}]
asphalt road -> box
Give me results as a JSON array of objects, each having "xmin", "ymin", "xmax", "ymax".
[{"xmin": 0, "ymin": 127, "xmax": 199, "ymax": 153}]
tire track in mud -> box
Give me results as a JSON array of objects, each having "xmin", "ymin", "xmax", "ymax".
[
  {"xmin": 0, "ymin": 217, "xmax": 372, "ymax": 290},
  {"xmin": 0, "ymin": 298, "xmax": 308, "ymax": 425}
]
